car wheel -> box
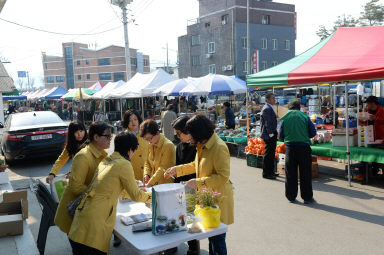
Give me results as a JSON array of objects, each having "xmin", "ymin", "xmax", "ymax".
[{"xmin": 4, "ymin": 155, "xmax": 14, "ymax": 166}]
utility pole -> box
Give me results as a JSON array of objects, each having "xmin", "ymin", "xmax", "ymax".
[
  {"xmin": 111, "ymin": 0, "xmax": 133, "ymax": 81},
  {"xmin": 246, "ymin": 0, "xmax": 250, "ymax": 137},
  {"xmin": 166, "ymin": 43, "xmax": 169, "ymax": 73}
]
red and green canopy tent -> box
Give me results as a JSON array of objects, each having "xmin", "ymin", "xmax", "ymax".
[{"xmin": 246, "ymin": 26, "xmax": 384, "ymax": 88}]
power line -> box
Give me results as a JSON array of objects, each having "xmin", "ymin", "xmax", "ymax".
[{"xmin": 0, "ymin": 17, "xmax": 122, "ymax": 36}]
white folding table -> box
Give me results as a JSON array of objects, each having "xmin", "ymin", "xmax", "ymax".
[{"xmin": 114, "ymin": 201, "xmax": 228, "ymax": 255}]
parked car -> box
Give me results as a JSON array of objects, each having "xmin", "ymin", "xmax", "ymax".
[{"xmin": 1, "ymin": 111, "xmax": 68, "ymax": 165}]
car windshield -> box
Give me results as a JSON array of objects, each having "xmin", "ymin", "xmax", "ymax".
[{"xmin": 10, "ymin": 112, "xmax": 64, "ymax": 128}]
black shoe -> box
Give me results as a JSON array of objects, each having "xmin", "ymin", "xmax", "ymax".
[
  {"xmin": 289, "ymin": 199, "xmax": 297, "ymax": 203},
  {"xmin": 304, "ymin": 198, "xmax": 316, "ymax": 204},
  {"xmin": 263, "ymin": 175, "xmax": 276, "ymax": 180},
  {"xmin": 113, "ymin": 237, "xmax": 121, "ymax": 247},
  {"xmin": 273, "ymin": 173, "xmax": 279, "ymax": 177}
]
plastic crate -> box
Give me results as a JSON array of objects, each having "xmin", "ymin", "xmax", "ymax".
[
  {"xmin": 246, "ymin": 154, "xmax": 258, "ymax": 167},
  {"xmin": 219, "ymin": 135, "xmax": 226, "ymax": 141},
  {"xmin": 225, "ymin": 136, "xmax": 234, "ymax": 142},
  {"xmin": 233, "ymin": 137, "xmax": 247, "ymax": 144}
]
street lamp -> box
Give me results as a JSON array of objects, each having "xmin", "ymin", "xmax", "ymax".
[{"xmin": 111, "ymin": 0, "xmax": 133, "ymax": 81}]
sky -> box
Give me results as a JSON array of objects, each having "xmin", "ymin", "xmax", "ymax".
[{"xmin": 0, "ymin": 0, "xmax": 380, "ymax": 89}]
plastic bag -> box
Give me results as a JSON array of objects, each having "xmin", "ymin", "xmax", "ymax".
[{"xmin": 50, "ymin": 176, "xmax": 68, "ymax": 203}]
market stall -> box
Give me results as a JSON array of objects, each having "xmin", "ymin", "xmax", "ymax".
[{"xmin": 246, "ymin": 26, "xmax": 384, "ymax": 186}]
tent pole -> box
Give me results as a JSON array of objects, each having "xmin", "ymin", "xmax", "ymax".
[
  {"xmin": 333, "ymin": 84, "xmax": 336, "ymax": 126},
  {"xmin": 345, "ymin": 82, "xmax": 351, "ymax": 187},
  {"xmin": 141, "ymin": 97, "xmax": 144, "ymax": 119}
]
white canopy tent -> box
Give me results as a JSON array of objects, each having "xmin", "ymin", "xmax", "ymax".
[{"xmin": 92, "ymin": 80, "xmax": 125, "ymax": 99}]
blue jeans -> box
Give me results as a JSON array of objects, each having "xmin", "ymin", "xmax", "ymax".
[{"xmin": 208, "ymin": 233, "xmax": 227, "ymax": 255}]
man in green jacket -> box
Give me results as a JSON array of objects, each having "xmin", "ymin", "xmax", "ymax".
[{"xmin": 279, "ymin": 101, "xmax": 317, "ymax": 204}]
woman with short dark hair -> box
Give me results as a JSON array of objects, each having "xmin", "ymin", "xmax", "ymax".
[
  {"xmin": 165, "ymin": 115, "xmax": 234, "ymax": 255},
  {"xmin": 46, "ymin": 121, "xmax": 88, "ymax": 183},
  {"xmin": 68, "ymin": 132, "xmax": 152, "ymax": 254},
  {"xmin": 55, "ymin": 121, "xmax": 112, "ymax": 235},
  {"xmin": 121, "ymin": 109, "xmax": 149, "ymax": 180},
  {"xmin": 140, "ymin": 119, "xmax": 175, "ymax": 187}
]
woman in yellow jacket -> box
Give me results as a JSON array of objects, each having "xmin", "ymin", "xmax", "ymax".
[
  {"xmin": 54, "ymin": 121, "xmax": 112, "ymax": 235},
  {"xmin": 46, "ymin": 121, "xmax": 87, "ymax": 183},
  {"xmin": 121, "ymin": 109, "xmax": 149, "ymax": 181},
  {"xmin": 68, "ymin": 132, "xmax": 152, "ymax": 254},
  {"xmin": 165, "ymin": 114, "xmax": 234, "ymax": 255},
  {"xmin": 140, "ymin": 119, "xmax": 175, "ymax": 187}
]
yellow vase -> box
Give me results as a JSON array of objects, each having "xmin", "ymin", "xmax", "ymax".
[{"xmin": 194, "ymin": 205, "xmax": 221, "ymax": 229}]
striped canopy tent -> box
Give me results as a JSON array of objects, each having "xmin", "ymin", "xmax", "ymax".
[
  {"xmin": 88, "ymin": 81, "xmax": 104, "ymax": 91},
  {"xmin": 246, "ymin": 26, "xmax": 384, "ymax": 88},
  {"xmin": 246, "ymin": 26, "xmax": 384, "ymax": 187},
  {"xmin": 61, "ymin": 88, "xmax": 95, "ymax": 100}
]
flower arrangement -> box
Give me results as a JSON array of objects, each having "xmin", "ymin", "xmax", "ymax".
[{"xmin": 194, "ymin": 188, "xmax": 221, "ymax": 207}]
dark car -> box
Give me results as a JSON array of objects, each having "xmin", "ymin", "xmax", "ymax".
[{"xmin": 1, "ymin": 111, "xmax": 68, "ymax": 165}]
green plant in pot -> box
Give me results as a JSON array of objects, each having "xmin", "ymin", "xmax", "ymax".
[{"xmin": 192, "ymin": 188, "xmax": 221, "ymax": 229}]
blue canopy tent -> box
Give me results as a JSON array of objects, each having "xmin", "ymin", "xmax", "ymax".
[
  {"xmin": 44, "ymin": 86, "xmax": 68, "ymax": 99},
  {"xmin": 3, "ymin": 95, "xmax": 27, "ymax": 100}
]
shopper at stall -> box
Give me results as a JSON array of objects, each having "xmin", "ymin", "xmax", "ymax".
[
  {"xmin": 323, "ymin": 107, "xmax": 339, "ymax": 127},
  {"xmin": 141, "ymin": 119, "xmax": 175, "ymax": 187},
  {"xmin": 260, "ymin": 92, "xmax": 278, "ymax": 179},
  {"xmin": 121, "ymin": 109, "xmax": 149, "ymax": 181},
  {"xmin": 68, "ymin": 132, "xmax": 152, "ymax": 255},
  {"xmin": 279, "ymin": 101, "xmax": 317, "ymax": 204},
  {"xmin": 365, "ymin": 96, "xmax": 384, "ymax": 140},
  {"xmin": 164, "ymin": 114, "xmax": 234, "ymax": 255},
  {"xmin": 54, "ymin": 121, "xmax": 112, "ymax": 235},
  {"xmin": 223, "ymin": 102, "xmax": 235, "ymax": 129},
  {"xmin": 46, "ymin": 121, "xmax": 88, "ymax": 183},
  {"xmin": 161, "ymin": 104, "xmax": 178, "ymax": 142}
]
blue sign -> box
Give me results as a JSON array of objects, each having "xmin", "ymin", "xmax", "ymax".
[{"xmin": 17, "ymin": 71, "xmax": 27, "ymax": 78}]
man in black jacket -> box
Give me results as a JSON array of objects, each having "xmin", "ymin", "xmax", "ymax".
[{"xmin": 260, "ymin": 93, "xmax": 278, "ymax": 179}]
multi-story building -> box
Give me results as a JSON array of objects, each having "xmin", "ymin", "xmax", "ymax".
[
  {"xmin": 42, "ymin": 42, "xmax": 150, "ymax": 89},
  {"xmin": 178, "ymin": 0, "xmax": 296, "ymax": 79}
]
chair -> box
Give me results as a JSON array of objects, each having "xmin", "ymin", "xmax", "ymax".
[{"xmin": 33, "ymin": 179, "xmax": 58, "ymax": 255}]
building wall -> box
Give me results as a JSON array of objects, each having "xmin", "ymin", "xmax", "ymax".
[{"xmin": 42, "ymin": 42, "xmax": 150, "ymax": 89}]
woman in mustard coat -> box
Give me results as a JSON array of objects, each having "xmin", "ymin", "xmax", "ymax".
[
  {"xmin": 140, "ymin": 119, "xmax": 175, "ymax": 187},
  {"xmin": 165, "ymin": 115, "xmax": 234, "ymax": 255},
  {"xmin": 68, "ymin": 132, "xmax": 152, "ymax": 254},
  {"xmin": 46, "ymin": 121, "xmax": 87, "ymax": 183},
  {"xmin": 121, "ymin": 109, "xmax": 149, "ymax": 181},
  {"xmin": 54, "ymin": 121, "xmax": 112, "ymax": 235}
]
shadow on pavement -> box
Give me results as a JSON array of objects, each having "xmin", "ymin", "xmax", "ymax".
[{"xmin": 7, "ymin": 156, "xmax": 59, "ymax": 178}]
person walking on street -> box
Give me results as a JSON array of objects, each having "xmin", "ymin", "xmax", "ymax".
[
  {"xmin": 223, "ymin": 102, "xmax": 235, "ymax": 129},
  {"xmin": 161, "ymin": 104, "xmax": 178, "ymax": 142},
  {"xmin": 260, "ymin": 93, "xmax": 278, "ymax": 179},
  {"xmin": 279, "ymin": 101, "xmax": 317, "ymax": 204}
]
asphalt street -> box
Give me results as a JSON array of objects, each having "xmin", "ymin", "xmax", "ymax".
[{"xmin": 5, "ymin": 150, "xmax": 384, "ymax": 255}]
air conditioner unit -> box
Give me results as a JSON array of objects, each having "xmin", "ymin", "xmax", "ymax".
[
  {"xmin": 226, "ymin": 65, "xmax": 233, "ymax": 70},
  {"xmin": 222, "ymin": 66, "xmax": 227, "ymax": 71},
  {"xmin": 206, "ymin": 53, "xmax": 212, "ymax": 59}
]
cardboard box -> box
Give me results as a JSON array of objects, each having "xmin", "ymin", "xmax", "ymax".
[
  {"xmin": 2, "ymin": 190, "xmax": 28, "ymax": 218},
  {"xmin": 0, "ymin": 201, "xmax": 25, "ymax": 237},
  {"xmin": 277, "ymin": 163, "xmax": 285, "ymax": 175}
]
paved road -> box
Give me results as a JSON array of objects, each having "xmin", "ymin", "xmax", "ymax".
[{"xmin": 6, "ymin": 153, "xmax": 384, "ymax": 255}]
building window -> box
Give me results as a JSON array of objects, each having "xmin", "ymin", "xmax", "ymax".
[
  {"xmin": 76, "ymin": 60, "xmax": 80, "ymax": 66},
  {"xmin": 262, "ymin": 61, "xmax": 267, "ymax": 70},
  {"xmin": 56, "ymin": 76, "xmax": 64, "ymax": 83},
  {"xmin": 243, "ymin": 61, "xmax": 248, "ymax": 73},
  {"xmin": 192, "ymin": 55, "xmax": 202, "ymax": 66},
  {"xmin": 77, "ymin": 74, "xmax": 81, "ymax": 80},
  {"xmin": 86, "ymin": 59, "xmax": 89, "ymax": 65},
  {"xmin": 272, "ymin": 61, "xmax": 278, "ymax": 66},
  {"xmin": 208, "ymin": 42, "xmax": 215, "ymax": 54},
  {"xmin": 285, "ymin": 40, "xmax": 290, "ymax": 50},
  {"xmin": 262, "ymin": 15, "xmax": 270, "ymax": 25},
  {"xmin": 221, "ymin": 14, "xmax": 229, "ymax": 25},
  {"xmin": 143, "ymin": 59, "xmax": 149, "ymax": 67},
  {"xmin": 272, "ymin": 39, "xmax": 278, "ymax": 50},
  {"xmin": 130, "ymin": 58, "xmax": 137, "ymax": 66},
  {"xmin": 241, "ymin": 37, "xmax": 247, "ymax": 49},
  {"xmin": 99, "ymin": 73, "xmax": 112, "ymax": 80},
  {"xmin": 209, "ymin": 64, "xmax": 216, "ymax": 74},
  {"xmin": 205, "ymin": 22, "xmax": 210, "ymax": 28},
  {"xmin": 44, "ymin": 63, "xmax": 47, "ymax": 70},
  {"xmin": 86, "ymin": 74, "xmax": 90, "ymax": 80},
  {"xmin": 98, "ymin": 58, "xmax": 111, "ymax": 66},
  {"xmin": 191, "ymin": 35, "xmax": 201, "ymax": 46},
  {"xmin": 262, "ymin": 38, "xmax": 268, "ymax": 49},
  {"xmin": 113, "ymin": 72, "xmax": 125, "ymax": 82},
  {"xmin": 47, "ymin": 76, "xmax": 54, "ymax": 83}
]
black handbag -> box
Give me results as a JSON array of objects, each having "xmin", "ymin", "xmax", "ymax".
[{"xmin": 66, "ymin": 159, "xmax": 117, "ymax": 219}]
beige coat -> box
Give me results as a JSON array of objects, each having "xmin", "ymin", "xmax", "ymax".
[
  {"xmin": 175, "ymin": 133, "xmax": 234, "ymax": 225},
  {"xmin": 68, "ymin": 152, "xmax": 152, "ymax": 253},
  {"xmin": 54, "ymin": 143, "xmax": 107, "ymax": 234},
  {"xmin": 144, "ymin": 134, "xmax": 175, "ymax": 186}
]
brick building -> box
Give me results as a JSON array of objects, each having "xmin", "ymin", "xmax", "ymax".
[
  {"xmin": 178, "ymin": 0, "xmax": 296, "ymax": 79},
  {"xmin": 42, "ymin": 42, "xmax": 150, "ymax": 89}
]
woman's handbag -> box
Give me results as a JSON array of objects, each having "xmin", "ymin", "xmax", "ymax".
[{"xmin": 66, "ymin": 159, "xmax": 117, "ymax": 219}]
